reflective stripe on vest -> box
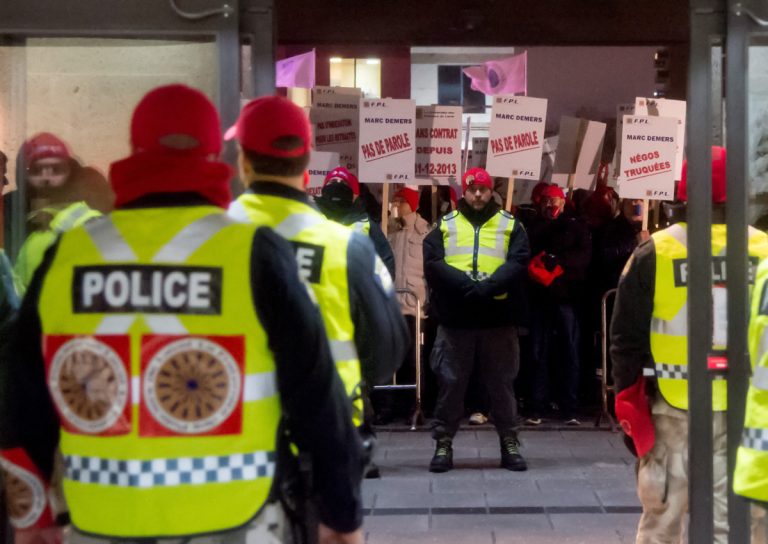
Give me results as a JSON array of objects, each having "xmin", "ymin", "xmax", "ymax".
[
  {"xmin": 440, "ymin": 210, "xmax": 514, "ymax": 281},
  {"xmin": 39, "ymin": 207, "xmax": 280, "ymax": 537},
  {"xmin": 231, "ymin": 194, "xmax": 364, "ymax": 426}
]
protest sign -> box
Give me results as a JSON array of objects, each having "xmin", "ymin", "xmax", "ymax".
[
  {"xmin": 609, "ymin": 103, "xmax": 635, "ymax": 187},
  {"xmin": 415, "ymin": 106, "xmax": 462, "ymax": 186},
  {"xmin": 305, "ymin": 151, "xmax": 340, "ymax": 198},
  {"xmin": 617, "ymin": 115, "xmax": 677, "ymax": 201},
  {"xmin": 552, "ymin": 116, "xmax": 606, "ymax": 191},
  {"xmin": 486, "ymin": 95, "xmax": 547, "ymax": 180},
  {"xmin": 634, "ymin": 97, "xmax": 686, "ymax": 180},
  {"xmin": 470, "ymin": 137, "xmax": 488, "ymax": 169},
  {"xmin": 311, "ymin": 86, "xmax": 362, "ymax": 175},
  {"xmin": 358, "ymin": 98, "xmax": 416, "ymax": 183}
]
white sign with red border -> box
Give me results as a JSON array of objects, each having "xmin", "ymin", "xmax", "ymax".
[
  {"xmin": 486, "ymin": 95, "xmax": 547, "ymax": 180},
  {"xmin": 311, "ymin": 86, "xmax": 361, "ymax": 175},
  {"xmin": 305, "ymin": 151, "xmax": 340, "ymax": 197},
  {"xmin": 415, "ymin": 105, "xmax": 462, "ymax": 186},
  {"xmin": 358, "ymin": 98, "xmax": 416, "ymax": 183},
  {"xmin": 617, "ymin": 115, "xmax": 677, "ymax": 201}
]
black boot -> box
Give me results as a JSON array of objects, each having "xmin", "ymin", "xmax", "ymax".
[
  {"xmin": 500, "ymin": 433, "xmax": 527, "ymax": 471},
  {"xmin": 429, "ymin": 437, "xmax": 453, "ymax": 473}
]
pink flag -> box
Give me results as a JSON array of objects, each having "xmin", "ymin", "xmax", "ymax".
[
  {"xmin": 276, "ymin": 49, "xmax": 316, "ymax": 89},
  {"xmin": 462, "ymin": 51, "xmax": 527, "ymax": 96}
]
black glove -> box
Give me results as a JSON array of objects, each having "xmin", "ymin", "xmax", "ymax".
[{"xmin": 542, "ymin": 253, "xmax": 559, "ymax": 272}]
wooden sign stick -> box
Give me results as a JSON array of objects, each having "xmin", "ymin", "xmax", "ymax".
[
  {"xmin": 381, "ymin": 183, "xmax": 390, "ymax": 237},
  {"xmin": 505, "ymin": 176, "xmax": 515, "ymax": 212},
  {"xmin": 642, "ymin": 198, "xmax": 650, "ymax": 232}
]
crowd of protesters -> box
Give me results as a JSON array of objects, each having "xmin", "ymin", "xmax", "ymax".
[{"xmin": 361, "ymin": 170, "xmax": 651, "ymax": 431}]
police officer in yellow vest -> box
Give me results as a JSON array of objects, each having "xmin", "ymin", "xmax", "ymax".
[
  {"xmin": 734, "ymin": 255, "xmax": 768, "ymax": 542},
  {"xmin": 314, "ymin": 166, "xmax": 396, "ymax": 280},
  {"xmin": 0, "ymin": 85, "xmax": 364, "ymax": 544},
  {"xmin": 225, "ymin": 96, "xmax": 408, "ymax": 478},
  {"xmin": 424, "ymin": 167, "xmax": 530, "ymax": 473},
  {"xmin": 10, "ymin": 133, "xmax": 108, "ymax": 292},
  {"xmin": 611, "ymin": 146, "xmax": 768, "ymax": 544}
]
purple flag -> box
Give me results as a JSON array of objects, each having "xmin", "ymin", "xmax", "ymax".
[
  {"xmin": 462, "ymin": 51, "xmax": 527, "ymax": 96},
  {"xmin": 276, "ymin": 49, "xmax": 316, "ymax": 89}
]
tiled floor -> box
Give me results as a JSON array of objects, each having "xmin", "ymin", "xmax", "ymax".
[{"xmin": 363, "ymin": 427, "xmax": 640, "ymax": 543}]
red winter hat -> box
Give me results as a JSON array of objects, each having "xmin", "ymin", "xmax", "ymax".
[
  {"xmin": 109, "ymin": 84, "xmax": 232, "ymax": 209},
  {"xmin": 462, "ymin": 167, "xmax": 493, "ymax": 193},
  {"xmin": 394, "ymin": 187, "xmax": 419, "ymax": 212},
  {"xmin": 541, "ymin": 185, "xmax": 566, "ymax": 199},
  {"xmin": 677, "ymin": 146, "xmax": 726, "ymax": 204},
  {"xmin": 615, "ymin": 375, "xmax": 655, "ymax": 458},
  {"xmin": 323, "ymin": 166, "xmax": 360, "ymax": 196},
  {"xmin": 23, "ymin": 132, "xmax": 71, "ymax": 165},
  {"xmin": 225, "ymin": 95, "xmax": 311, "ymax": 158}
]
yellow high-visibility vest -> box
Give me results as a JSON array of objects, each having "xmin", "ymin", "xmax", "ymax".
[
  {"xmin": 439, "ymin": 209, "xmax": 516, "ymax": 290},
  {"xmin": 734, "ymin": 257, "xmax": 768, "ymax": 501},
  {"xmin": 39, "ymin": 206, "xmax": 280, "ymax": 538},
  {"xmin": 650, "ymin": 223, "xmax": 768, "ymax": 411},
  {"xmin": 230, "ymin": 194, "xmax": 364, "ymax": 425}
]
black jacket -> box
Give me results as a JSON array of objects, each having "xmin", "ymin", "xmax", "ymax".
[
  {"xmin": 0, "ymin": 194, "xmax": 364, "ymax": 534},
  {"xmin": 315, "ymin": 195, "xmax": 396, "ymax": 281},
  {"xmin": 424, "ymin": 200, "xmax": 530, "ymax": 329},
  {"xmin": 589, "ymin": 213, "xmax": 640, "ymax": 296},
  {"xmin": 527, "ymin": 212, "xmax": 592, "ymax": 302}
]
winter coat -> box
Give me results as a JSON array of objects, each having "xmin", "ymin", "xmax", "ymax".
[{"xmin": 388, "ymin": 212, "xmax": 430, "ymax": 317}]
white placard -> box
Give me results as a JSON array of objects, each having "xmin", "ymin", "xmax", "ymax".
[
  {"xmin": 414, "ymin": 106, "xmax": 462, "ymax": 186},
  {"xmin": 358, "ymin": 98, "xmax": 416, "ymax": 183},
  {"xmin": 311, "ymin": 86, "xmax": 362, "ymax": 175},
  {"xmin": 305, "ymin": 151, "xmax": 340, "ymax": 198},
  {"xmin": 470, "ymin": 137, "xmax": 488, "ymax": 169},
  {"xmin": 634, "ymin": 97, "xmax": 686, "ymax": 181},
  {"xmin": 512, "ymin": 178, "xmax": 539, "ymax": 205},
  {"xmin": 610, "ymin": 103, "xmax": 635, "ymax": 187},
  {"xmin": 618, "ymin": 115, "xmax": 677, "ymax": 201},
  {"xmin": 486, "ymin": 95, "xmax": 547, "ymax": 180}
]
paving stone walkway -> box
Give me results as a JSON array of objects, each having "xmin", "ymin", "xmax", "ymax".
[{"xmin": 363, "ymin": 427, "xmax": 640, "ymax": 543}]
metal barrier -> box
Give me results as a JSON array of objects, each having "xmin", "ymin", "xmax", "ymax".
[
  {"xmin": 595, "ymin": 288, "xmax": 618, "ymax": 431},
  {"xmin": 373, "ymin": 288, "xmax": 424, "ymax": 430}
]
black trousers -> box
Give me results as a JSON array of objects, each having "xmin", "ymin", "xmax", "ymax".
[{"xmin": 430, "ymin": 325, "xmax": 520, "ymax": 439}]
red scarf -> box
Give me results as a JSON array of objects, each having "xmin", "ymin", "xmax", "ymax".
[{"xmin": 109, "ymin": 152, "xmax": 233, "ymax": 209}]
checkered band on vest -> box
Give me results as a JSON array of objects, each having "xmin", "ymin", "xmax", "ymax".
[
  {"xmin": 743, "ymin": 428, "xmax": 768, "ymax": 452},
  {"xmin": 64, "ymin": 451, "xmax": 276, "ymax": 488},
  {"xmin": 654, "ymin": 363, "xmax": 688, "ymax": 380}
]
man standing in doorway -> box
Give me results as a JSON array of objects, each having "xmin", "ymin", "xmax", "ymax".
[{"xmin": 424, "ymin": 167, "xmax": 530, "ymax": 473}]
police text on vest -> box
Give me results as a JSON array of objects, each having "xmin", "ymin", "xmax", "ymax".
[{"xmin": 73, "ymin": 265, "xmax": 222, "ymax": 314}]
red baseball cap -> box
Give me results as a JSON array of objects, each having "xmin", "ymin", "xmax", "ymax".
[
  {"xmin": 541, "ymin": 185, "xmax": 566, "ymax": 200},
  {"xmin": 323, "ymin": 166, "xmax": 360, "ymax": 196},
  {"xmin": 225, "ymin": 96, "xmax": 311, "ymax": 158},
  {"xmin": 109, "ymin": 84, "xmax": 232, "ymax": 209},
  {"xmin": 23, "ymin": 132, "xmax": 71, "ymax": 165},
  {"xmin": 462, "ymin": 167, "xmax": 493, "ymax": 193},
  {"xmin": 131, "ymin": 84, "xmax": 221, "ymax": 157},
  {"xmin": 394, "ymin": 187, "xmax": 419, "ymax": 212},
  {"xmin": 677, "ymin": 145, "xmax": 726, "ymax": 204}
]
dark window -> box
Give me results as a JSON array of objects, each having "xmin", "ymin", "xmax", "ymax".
[{"xmin": 437, "ymin": 65, "xmax": 485, "ymax": 114}]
